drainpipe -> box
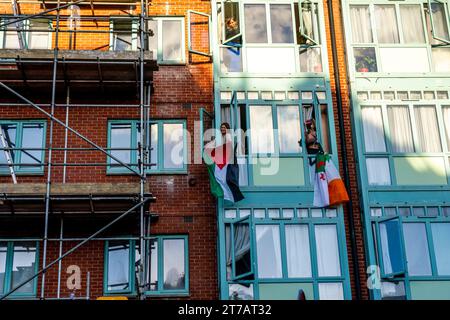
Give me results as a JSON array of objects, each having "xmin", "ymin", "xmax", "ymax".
[{"xmin": 327, "ymin": 0, "xmax": 362, "ymax": 300}]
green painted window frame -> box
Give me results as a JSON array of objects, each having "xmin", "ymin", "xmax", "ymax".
[
  {"xmin": 0, "ymin": 120, "xmax": 47, "ymax": 175},
  {"xmin": 370, "ymin": 206, "xmax": 450, "ymax": 299},
  {"xmin": 103, "ymin": 236, "xmax": 189, "ymax": 296},
  {"xmin": 219, "ymin": 89, "xmax": 336, "ymax": 189},
  {"xmin": 0, "ymin": 16, "xmax": 53, "ymax": 50},
  {"xmin": 214, "ymin": 0, "xmax": 328, "ymax": 75},
  {"xmin": 344, "ymin": 0, "xmax": 450, "ymax": 75},
  {"xmin": 0, "ymin": 241, "xmax": 39, "ymax": 299},
  {"xmin": 106, "ymin": 119, "xmax": 187, "ymax": 175}
]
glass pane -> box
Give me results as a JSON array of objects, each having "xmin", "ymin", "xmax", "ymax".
[
  {"xmin": 249, "ymin": 106, "xmax": 274, "ymax": 154},
  {"xmin": 354, "ymin": 47, "xmax": 377, "ymax": 72},
  {"xmin": 4, "ymin": 19, "xmax": 22, "ymax": 49},
  {"xmin": 270, "ymin": 4, "xmax": 294, "ymax": 43},
  {"xmin": 0, "ymin": 124, "xmax": 17, "ymax": 167},
  {"xmin": 318, "ymin": 283, "xmax": 344, "ymax": 300},
  {"xmin": 277, "ymin": 105, "xmax": 301, "ymax": 153},
  {"xmin": 350, "ymin": 5, "xmax": 373, "ymax": 43},
  {"xmin": 402, "ymin": 223, "xmax": 432, "ymax": 276},
  {"xmin": 371, "ymin": 208, "xmax": 382, "ymax": 217},
  {"xmin": 113, "ymin": 21, "xmax": 132, "ymax": 51},
  {"xmin": 362, "ymin": 106, "xmax": 386, "ymax": 152},
  {"xmin": 374, "ymin": 5, "xmax": 400, "ymax": 43},
  {"xmin": 0, "ymin": 242, "xmax": 6, "ymax": 293},
  {"xmin": 233, "ymin": 222, "xmax": 251, "ymax": 278},
  {"xmin": 385, "ymin": 207, "xmax": 397, "ymax": 217},
  {"xmin": 221, "ymin": 47, "xmax": 242, "ymax": 72},
  {"xmin": 414, "ymin": 106, "xmax": 442, "ymax": 152},
  {"xmin": 268, "ymin": 209, "xmax": 280, "ymax": 218},
  {"xmin": 297, "ymin": 208, "xmax": 308, "ymax": 218},
  {"xmin": 428, "ymin": 2, "xmax": 450, "ymax": 43},
  {"xmin": 20, "ymin": 124, "xmax": 44, "ymax": 169},
  {"xmin": 399, "ymin": 207, "xmax": 411, "ymax": 217},
  {"xmin": 366, "ymin": 158, "xmax": 391, "ymax": 186},
  {"xmin": 11, "ymin": 242, "xmax": 37, "ymax": 294},
  {"xmin": 311, "ymin": 209, "xmax": 322, "ymax": 218},
  {"xmin": 319, "ymin": 104, "xmax": 331, "ymax": 153},
  {"xmin": 110, "ymin": 123, "xmax": 132, "ymax": 167},
  {"xmin": 432, "ymin": 48, "xmax": 450, "ymax": 72},
  {"xmin": 224, "ymin": 1, "xmax": 241, "ymax": 43},
  {"xmin": 239, "ymin": 209, "xmax": 251, "ymax": 218},
  {"xmin": 315, "ymin": 225, "xmax": 341, "ymax": 277},
  {"xmin": 163, "ymin": 239, "xmax": 185, "ymax": 290},
  {"xmin": 326, "ymin": 208, "xmax": 337, "ymax": 218},
  {"xmin": 149, "ymin": 123, "xmax": 158, "ymax": 170},
  {"xmin": 163, "ymin": 123, "xmax": 184, "ymax": 169},
  {"xmin": 255, "ymin": 225, "xmax": 282, "ymax": 278},
  {"xmin": 387, "ymin": 106, "xmax": 414, "ymax": 152},
  {"xmin": 381, "ymin": 281, "xmax": 406, "ymax": 300},
  {"xmin": 300, "ymin": 2, "xmax": 320, "ymax": 44},
  {"xmin": 299, "ymin": 47, "xmax": 322, "ymax": 72},
  {"xmin": 229, "ymin": 283, "xmax": 253, "ymax": 300},
  {"xmin": 225, "ymin": 209, "xmax": 237, "ymax": 219},
  {"xmin": 443, "ymin": 107, "xmax": 450, "ymax": 148},
  {"xmin": 162, "ymin": 20, "xmax": 182, "ymax": 61},
  {"xmin": 285, "ymin": 225, "xmax": 312, "ymax": 278},
  {"xmin": 427, "ymin": 207, "xmax": 439, "ymax": 217},
  {"xmin": 29, "ymin": 20, "xmax": 51, "ymax": 49},
  {"xmin": 148, "ymin": 20, "xmax": 158, "ymax": 58},
  {"xmin": 107, "ymin": 241, "xmax": 130, "ymax": 291},
  {"xmin": 400, "ymin": 5, "xmax": 425, "ymax": 43},
  {"xmin": 379, "ymin": 219, "xmax": 404, "ymax": 275},
  {"xmin": 244, "ymin": 4, "xmax": 268, "ymax": 43},
  {"xmin": 437, "ymin": 91, "xmax": 449, "ymax": 100},
  {"xmin": 282, "ymin": 208, "xmax": 294, "ymax": 218},
  {"xmin": 431, "ymin": 223, "xmax": 450, "ymax": 275},
  {"xmin": 253, "ymin": 209, "xmax": 265, "ymax": 219},
  {"xmin": 412, "ymin": 207, "xmax": 425, "ymax": 217},
  {"xmin": 148, "ymin": 239, "xmax": 158, "ymax": 291}
]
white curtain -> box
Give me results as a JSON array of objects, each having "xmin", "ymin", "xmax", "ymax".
[
  {"xmin": 414, "ymin": 106, "xmax": 442, "ymax": 152},
  {"xmin": 379, "ymin": 222, "xmax": 393, "ymax": 274},
  {"xmin": 314, "ymin": 225, "xmax": 341, "ymax": 277},
  {"xmin": 349, "ymin": 5, "xmax": 373, "ymax": 43},
  {"xmin": 443, "ymin": 107, "xmax": 450, "ymax": 148},
  {"xmin": 375, "ymin": 5, "xmax": 400, "ymax": 43},
  {"xmin": 432, "ymin": 48, "xmax": 450, "ymax": 72},
  {"xmin": 366, "ymin": 158, "xmax": 391, "ymax": 185},
  {"xmin": 249, "ymin": 106, "xmax": 274, "ymax": 154},
  {"xmin": 277, "ymin": 106, "xmax": 301, "ymax": 153},
  {"xmin": 387, "ymin": 106, "xmax": 414, "ymax": 152},
  {"xmin": 400, "ymin": 5, "xmax": 425, "ymax": 43},
  {"xmin": 361, "ymin": 106, "xmax": 386, "ymax": 152},
  {"xmin": 299, "ymin": 47, "xmax": 322, "ymax": 72},
  {"xmin": 318, "ymin": 283, "xmax": 344, "ymax": 300},
  {"xmin": 285, "ymin": 225, "xmax": 312, "ymax": 278},
  {"xmin": 255, "ymin": 225, "xmax": 282, "ymax": 278},
  {"xmin": 29, "ymin": 20, "xmax": 50, "ymax": 49}
]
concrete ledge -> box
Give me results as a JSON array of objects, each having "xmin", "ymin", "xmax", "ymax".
[{"xmin": 0, "ymin": 183, "xmax": 151, "ymax": 195}]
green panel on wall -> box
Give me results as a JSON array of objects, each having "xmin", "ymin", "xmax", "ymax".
[
  {"xmin": 259, "ymin": 283, "xmax": 314, "ymax": 300},
  {"xmin": 410, "ymin": 281, "xmax": 450, "ymax": 300},
  {"xmin": 393, "ymin": 157, "xmax": 447, "ymax": 185},
  {"xmin": 252, "ymin": 157, "xmax": 304, "ymax": 186}
]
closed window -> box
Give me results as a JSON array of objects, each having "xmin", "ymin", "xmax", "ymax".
[
  {"xmin": 414, "ymin": 106, "xmax": 442, "ymax": 152},
  {"xmin": 361, "ymin": 106, "xmax": 386, "ymax": 152},
  {"xmin": 255, "ymin": 225, "xmax": 282, "ymax": 278},
  {"xmin": 400, "ymin": 5, "xmax": 425, "ymax": 43},
  {"xmin": 244, "ymin": 4, "xmax": 268, "ymax": 43},
  {"xmin": 315, "ymin": 224, "xmax": 341, "ymax": 277},
  {"xmin": 402, "ymin": 223, "xmax": 432, "ymax": 276},
  {"xmin": 387, "ymin": 106, "xmax": 414, "ymax": 153},
  {"xmin": 270, "ymin": 4, "xmax": 294, "ymax": 43},
  {"xmin": 277, "ymin": 105, "xmax": 301, "ymax": 153},
  {"xmin": 161, "ymin": 20, "xmax": 183, "ymax": 62},
  {"xmin": 28, "ymin": 19, "xmax": 52, "ymax": 49},
  {"xmin": 106, "ymin": 241, "xmax": 132, "ymax": 293},
  {"xmin": 350, "ymin": 5, "xmax": 373, "ymax": 43},
  {"xmin": 249, "ymin": 106, "xmax": 275, "ymax": 154},
  {"xmin": 374, "ymin": 5, "xmax": 400, "ymax": 44},
  {"xmin": 431, "ymin": 223, "xmax": 450, "ymax": 275},
  {"xmin": 285, "ymin": 225, "xmax": 312, "ymax": 278}
]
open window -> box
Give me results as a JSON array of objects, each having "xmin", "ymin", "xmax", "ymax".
[
  {"xmin": 187, "ymin": 10, "xmax": 211, "ymax": 57},
  {"xmin": 427, "ymin": 0, "xmax": 450, "ymax": 45},
  {"xmin": 226, "ymin": 216, "xmax": 254, "ymax": 281},
  {"xmin": 218, "ymin": 1, "xmax": 242, "ymax": 47},
  {"xmin": 375, "ymin": 218, "xmax": 406, "ymax": 279},
  {"xmin": 298, "ymin": 0, "xmax": 321, "ymax": 46}
]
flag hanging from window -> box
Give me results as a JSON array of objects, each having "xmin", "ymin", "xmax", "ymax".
[
  {"xmin": 203, "ymin": 140, "xmax": 244, "ymax": 203},
  {"xmin": 313, "ymin": 154, "xmax": 349, "ymax": 208}
]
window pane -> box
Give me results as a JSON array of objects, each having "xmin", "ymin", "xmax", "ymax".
[
  {"xmin": 319, "ymin": 283, "xmax": 344, "ymax": 300},
  {"xmin": 432, "ymin": 48, "xmax": 450, "ymax": 72},
  {"xmin": 110, "ymin": 123, "xmax": 132, "ymax": 166},
  {"xmin": 300, "ymin": 2, "xmax": 320, "ymax": 44},
  {"xmin": 320, "ymin": 104, "xmax": 331, "ymax": 153},
  {"xmin": 221, "ymin": 47, "xmax": 242, "ymax": 73},
  {"xmin": 277, "ymin": 106, "xmax": 301, "ymax": 153},
  {"xmin": 270, "ymin": 4, "xmax": 294, "ymax": 43},
  {"xmin": 149, "ymin": 123, "xmax": 158, "ymax": 170},
  {"xmin": 362, "ymin": 106, "xmax": 386, "ymax": 152},
  {"xmin": 354, "ymin": 47, "xmax": 377, "ymax": 72},
  {"xmin": 244, "ymin": 4, "xmax": 268, "ymax": 43},
  {"xmin": 387, "ymin": 106, "xmax": 414, "ymax": 152},
  {"xmin": 350, "ymin": 5, "xmax": 373, "ymax": 43},
  {"xmin": 148, "ymin": 20, "xmax": 158, "ymax": 59},
  {"xmin": 402, "ymin": 223, "xmax": 432, "ymax": 276},
  {"xmin": 255, "ymin": 225, "xmax": 282, "ymax": 278},
  {"xmin": 11, "ymin": 242, "xmax": 37, "ymax": 294},
  {"xmin": 443, "ymin": 106, "xmax": 450, "ymax": 149},
  {"xmin": 299, "ymin": 47, "xmax": 322, "ymax": 72},
  {"xmin": 162, "ymin": 20, "xmax": 182, "ymax": 61},
  {"xmin": 233, "ymin": 222, "xmax": 251, "ymax": 278},
  {"xmin": 29, "ymin": 19, "xmax": 51, "ymax": 49},
  {"xmin": 229, "ymin": 283, "xmax": 253, "ymax": 300},
  {"xmin": 107, "ymin": 241, "xmax": 130, "ymax": 291},
  {"xmin": 381, "ymin": 281, "xmax": 406, "ymax": 300},
  {"xmin": 431, "ymin": 223, "xmax": 450, "ymax": 275},
  {"xmin": 400, "ymin": 5, "xmax": 425, "ymax": 43},
  {"xmin": 285, "ymin": 225, "xmax": 312, "ymax": 278},
  {"xmin": 379, "ymin": 219, "xmax": 404, "ymax": 275},
  {"xmin": 315, "ymin": 225, "xmax": 341, "ymax": 277},
  {"xmin": 20, "ymin": 123, "xmax": 44, "ymax": 168},
  {"xmin": 374, "ymin": 5, "xmax": 400, "ymax": 43},
  {"xmin": 0, "ymin": 124, "xmax": 17, "ymax": 167},
  {"xmin": 163, "ymin": 239, "xmax": 185, "ymax": 290},
  {"xmin": 113, "ymin": 21, "xmax": 132, "ymax": 51},
  {"xmin": 427, "ymin": 2, "xmax": 450, "ymax": 44},
  {"xmin": 4, "ymin": 19, "xmax": 22, "ymax": 49},
  {"xmin": 0, "ymin": 242, "xmax": 6, "ymax": 293},
  {"xmin": 224, "ymin": 1, "xmax": 241, "ymax": 43},
  {"xmin": 414, "ymin": 106, "xmax": 442, "ymax": 152},
  {"xmin": 163, "ymin": 123, "xmax": 184, "ymax": 169},
  {"xmin": 249, "ymin": 106, "xmax": 274, "ymax": 154},
  {"xmin": 148, "ymin": 239, "xmax": 158, "ymax": 291},
  {"xmin": 366, "ymin": 158, "xmax": 391, "ymax": 185}
]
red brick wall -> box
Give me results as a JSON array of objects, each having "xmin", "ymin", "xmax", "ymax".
[{"xmin": 0, "ymin": 0, "xmax": 217, "ymax": 300}]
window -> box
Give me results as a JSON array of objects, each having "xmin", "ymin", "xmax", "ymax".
[
  {"xmin": 350, "ymin": 5, "xmax": 373, "ymax": 43},
  {"xmin": 361, "ymin": 106, "xmax": 386, "ymax": 152},
  {"xmin": 377, "ymin": 219, "xmax": 405, "ymax": 277},
  {"xmin": 255, "ymin": 225, "xmax": 282, "ymax": 278},
  {"xmin": 431, "ymin": 223, "xmax": 450, "ymax": 275},
  {"xmin": 0, "ymin": 241, "xmax": 38, "ymax": 297},
  {"xmin": 400, "ymin": 5, "xmax": 426, "ymax": 43},
  {"xmin": 104, "ymin": 236, "xmax": 188, "ymax": 296},
  {"xmin": 0, "ymin": 121, "xmax": 45, "ymax": 174},
  {"xmin": 110, "ymin": 19, "xmax": 137, "ymax": 51},
  {"xmin": 387, "ymin": 106, "xmax": 414, "ymax": 153},
  {"xmin": 249, "ymin": 106, "xmax": 275, "ymax": 154},
  {"xmin": 270, "ymin": 4, "xmax": 294, "ymax": 43},
  {"xmin": 162, "ymin": 20, "xmax": 183, "ymax": 62},
  {"xmin": 107, "ymin": 120, "xmax": 186, "ymax": 174},
  {"xmin": 402, "ymin": 223, "xmax": 432, "ymax": 276},
  {"xmin": 0, "ymin": 18, "xmax": 52, "ymax": 49},
  {"xmin": 28, "ymin": 19, "xmax": 52, "ymax": 49},
  {"xmin": 285, "ymin": 225, "xmax": 312, "ymax": 278},
  {"xmin": 318, "ymin": 283, "xmax": 344, "ymax": 300},
  {"xmin": 315, "ymin": 225, "xmax": 341, "ymax": 277},
  {"xmin": 277, "ymin": 106, "xmax": 301, "ymax": 153},
  {"xmin": 244, "ymin": 4, "xmax": 268, "ymax": 43},
  {"xmin": 374, "ymin": 5, "xmax": 400, "ymax": 44},
  {"xmin": 414, "ymin": 106, "xmax": 442, "ymax": 152}
]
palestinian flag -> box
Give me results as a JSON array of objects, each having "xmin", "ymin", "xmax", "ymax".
[
  {"xmin": 313, "ymin": 154, "xmax": 349, "ymax": 208},
  {"xmin": 203, "ymin": 141, "xmax": 244, "ymax": 203}
]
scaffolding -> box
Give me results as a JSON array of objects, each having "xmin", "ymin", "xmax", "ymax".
[{"xmin": 0, "ymin": 0, "xmax": 156, "ymax": 300}]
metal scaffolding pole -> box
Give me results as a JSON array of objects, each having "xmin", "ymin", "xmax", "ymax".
[{"xmin": 56, "ymin": 217, "xmax": 64, "ymax": 299}]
